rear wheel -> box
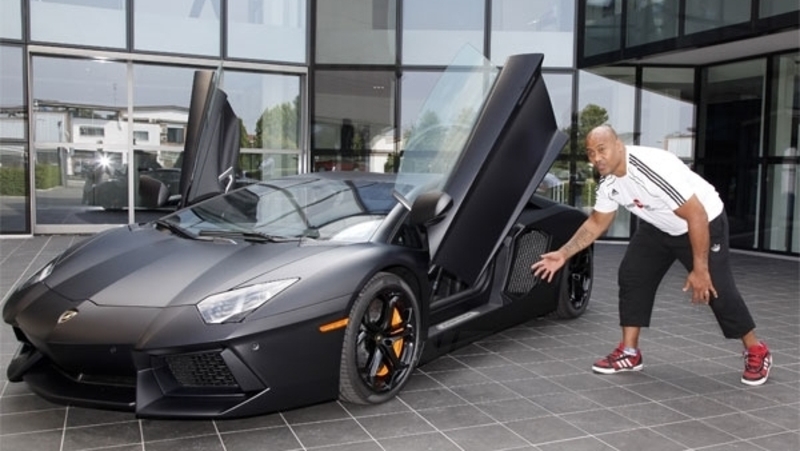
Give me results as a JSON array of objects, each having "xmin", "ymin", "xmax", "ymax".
[
  {"xmin": 555, "ymin": 247, "xmax": 593, "ymax": 318},
  {"xmin": 339, "ymin": 272, "xmax": 421, "ymax": 405}
]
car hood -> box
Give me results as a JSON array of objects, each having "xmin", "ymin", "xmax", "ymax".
[{"xmin": 41, "ymin": 225, "xmax": 337, "ymax": 309}]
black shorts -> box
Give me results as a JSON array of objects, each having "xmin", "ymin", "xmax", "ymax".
[{"xmin": 617, "ymin": 212, "xmax": 756, "ymax": 339}]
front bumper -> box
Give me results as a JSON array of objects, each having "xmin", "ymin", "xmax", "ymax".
[{"xmin": 6, "ymin": 299, "xmax": 350, "ymax": 419}]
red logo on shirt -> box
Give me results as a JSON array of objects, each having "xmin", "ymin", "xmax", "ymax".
[{"xmin": 633, "ymin": 199, "xmax": 644, "ymax": 208}]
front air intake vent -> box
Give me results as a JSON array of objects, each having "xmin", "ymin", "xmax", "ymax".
[{"xmin": 165, "ymin": 351, "xmax": 238, "ymax": 388}]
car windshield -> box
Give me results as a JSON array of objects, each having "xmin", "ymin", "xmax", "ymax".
[
  {"xmin": 394, "ymin": 46, "xmax": 499, "ymax": 204},
  {"xmin": 161, "ymin": 176, "xmax": 402, "ymax": 242}
]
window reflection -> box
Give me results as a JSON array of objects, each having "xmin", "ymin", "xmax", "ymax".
[
  {"xmin": 135, "ymin": 0, "xmax": 221, "ymax": 56},
  {"xmin": 584, "ymin": 0, "xmax": 621, "ymax": 57},
  {"xmin": 641, "ymin": 67, "xmax": 695, "ymax": 162},
  {"xmin": 32, "ymin": 56, "xmax": 128, "ymax": 225},
  {"xmin": 30, "ymin": 0, "xmax": 126, "ymax": 48},
  {"xmin": 131, "ymin": 64, "xmax": 197, "ymax": 223},
  {"xmin": 685, "ymin": 1, "xmax": 750, "ymax": 35},
  {"xmin": 491, "ymin": 0, "xmax": 574, "ymax": 68},
  {"xmin": 626, "ymin": 0, "xmax": 679, "ymax": 46},
  {"xmin": 764, "ymin": 53, "xmax": 799, "ymax": 252},
  {"xmin": 540, "ymin": 73, "xmax": 572, "ymax": 205},
  {"xmin": 700, "ymin": 59, "xmax": 765, "ymax": 249},
  {"xmin": 402, "ymin": 0, "xmax": 483, "ymax": 65},
  {"xmin": 768, "ymin": 53, "xmax": 799, "ymax": 157},
  {"xmin": 223, "ymin": 70, "xmax": 302, "ymax": 181},
  {"xmin": 0, "ymin": 145, "xmax": 28, "ymax": 233},
  {"xmin": 0, "ymin": 0, "xmax": 22, "ymax": 39},
  {"xmin": 316, "ymin": 0, "xmax": 395, "ymax": 64},
  {"xmin": 578, "ymin": 68, "xmax": 636, "ymax": 235},
  {"xmin": 313, "ymin": 70, "xmax": 395, "ymax": 173},
  {"xmin": 542, "ymin": 73, "xmax": 573, "ymax": 131},
  {"xmin": 760, "ymin": 0, "xmax": 800, "ymax": 18},
  {"xmin": 0, "ymin": 44, "xmax": 27, "ymax": 232},
  {"xmin": 1, "ymin": 46, "xmax": 25, "ymax": 140},
  {"xmin": 228, "ymin": 0, "xmax": 306, "ymax": 63},
  {"xmin": 765, "ymin": 163, "xmax": 799, "ymax": 253}
]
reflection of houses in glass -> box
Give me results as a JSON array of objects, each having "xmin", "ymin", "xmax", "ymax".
[
  {"xmin": 26, "ymin": 101, "xmax": 190, "ymax": 177},
  {"xmin": 0, "ymin": 106, "xmax": 26, "ymax": 141},
  {"xmin": 664, "ymin": 131, "xmax": 695, "ymax": 163},
  {"xmin": 31, "ymin": 102, "xmax": 189, "ymax": 146}
]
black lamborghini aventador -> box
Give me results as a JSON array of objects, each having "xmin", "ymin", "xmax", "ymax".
[{"xmin": 3, "ymin": 48, "xmax": 593, "ymax": 419}]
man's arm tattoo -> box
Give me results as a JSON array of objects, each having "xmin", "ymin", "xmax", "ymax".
[{"xmin": 561, "ymin": 227, "xmax": 594, "ymax": 259}]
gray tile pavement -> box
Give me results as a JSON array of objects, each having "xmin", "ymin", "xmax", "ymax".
[{"xmin": 0, "ymin": 237, "xmax": 798, "ymax": 451}]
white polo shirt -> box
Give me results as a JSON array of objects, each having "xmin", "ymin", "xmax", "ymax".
[{"xmin": 594, "ymin": 145, "xmax": 724, "ymax": 236}]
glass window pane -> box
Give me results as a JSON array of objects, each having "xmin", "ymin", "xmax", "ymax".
[
  {"xmin": 224, "ymin": 70, "xmax": 302, "ymax": 180},
  {"xmin": 685, "ymin": 0, "xmax": 751, "ymax": 35},
  {"xmin": 32, "ymin": 56, "xmax": 129, "ymax": 225},
  {"xmin": 491, "ymin": 0, "xmax": 574, "ymax": 68},
  {"xmin": 400, "ymin": 71, "xmax": 440, "ymax": 137},
  {"xmin": 403, "ymin": 0, "xmax": 484, "ymax": 65},
  {"xmin": 768, "ymin": 53, "xmax": 799, "ymax": 157},
  {"xmin": 313, "ymin": 70, "xmax": 395, "ymax": 172},
  {"xmin": 0, "ymin": 0, "xmax": 22, "ymax": 39},
  {"xmin": 701, "ymin": 59, "xmax": 765, "ymax": 249},
  {"xmin": 0, "ymin": 144, "xmax": 29, "ymax": 233},
  {"xmin": 1, "ymin": 46, "xmax": 25, "ymax": 140},
  {"xmin": 764, "ymin": 53, "xmax": 798, "ymax": 252},
  {"xmin": 228, "ymin": 0, "xmax": 306, "ymax": 63},
  {"xmin": 584, "ymin": 0, "xmax": 622, "ymax": 57},
  {"xmin": 764, "ymin": 163, "xmax": 799, "ymax": 252},
  {"xmin": 131, "ymin": 64, "xmax": 197, "ymax": 223},
  {"xmin": 543, "ymin": 73, "xmax": 573, "ymax": 130},
  {"xmin": 701, "ymin": 59, "xmax": 765, "ymax": 160},
  {"xmin": 316, "ymin": 0, "xmax": 395, "ymax": 64},
  {"xmin": 577, "ymin": 68, "xmax": 636, "ymax": 236},
  {"xmin": 134, "ymin": 0, "xmax": 220, "ymax": 56},
  {"xmin": 538, "ymin": 73, "xmax": 572, "ymax": 204},
  {"xmin": 626, "ymin": 0, "xmax": 679, "ymax": 46},
  {"xmin": 641, "ymin": 67, "xmax": 695, "ymax": 161},
  {"xmin": 31, "ymin": 0, "xmax": 126, "ymax": 48},
  {"xmin": 760, "ymin": 0, "xmax": 799, "ymax": 18}
]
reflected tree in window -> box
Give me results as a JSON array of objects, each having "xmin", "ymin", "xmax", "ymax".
[
  {"xmin": 562, "ymin": 103, "xmax": 609, "ymax": 156},
  {"xmin": 253, "ymin": 96, "xmax": 299, "ymax": 150},
  {"xmin": 559, "ymin": 103, "xmax": 609, "ymax": 205},
  {"xmin": 239, "ymin": 96, "xmax": 300, "ymax": 179}
]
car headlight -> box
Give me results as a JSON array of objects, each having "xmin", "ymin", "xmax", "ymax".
[
  {"xmin": 196, "ymin": 278, "xmax": 299, "ymax": 324},
  {"xmin": 19, "ymin": 260, "xmax": 56, "ymax": 291}
]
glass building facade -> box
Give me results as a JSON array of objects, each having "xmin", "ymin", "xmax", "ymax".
[{"xmin": 0, "ymin": 0, "xmax": 797, "ymax": 255}]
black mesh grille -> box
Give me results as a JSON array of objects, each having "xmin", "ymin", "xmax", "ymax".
[
  {"xmin": 165, "ymin": 352, "xmax": 238, "ymax": 388},
  {"xmin": 505, "ymin": 229, "xmax": 549, "ymax": 295}
]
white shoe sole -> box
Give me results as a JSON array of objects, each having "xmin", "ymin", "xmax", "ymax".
[{"xmin": 592, "ymin": 364, "xmax": 643, "ymax": 375}]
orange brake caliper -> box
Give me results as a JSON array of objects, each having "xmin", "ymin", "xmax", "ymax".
[{"xmin": 376, "ymin": 308, "xmax": 404, "ymax": 377}]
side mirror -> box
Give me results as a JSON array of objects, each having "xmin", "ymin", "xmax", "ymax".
[{"xmin": 409, "ymin": 190, "xmax": 452, "ymax": 226}]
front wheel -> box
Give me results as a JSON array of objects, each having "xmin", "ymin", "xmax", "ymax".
[
  {"xmin": 555, "ymin": 247, "xmax": 593, "ymax": 319},
  {"xmin": 339, "ymin": 272, "xmax": 421, "ymax": 405}
]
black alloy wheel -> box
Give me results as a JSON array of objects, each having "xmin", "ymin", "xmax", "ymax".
[
  {"xmin": 339, "ymin": 272, "xmax": 421, "ymax": 405},
  {"xmin": 555, "ymin": 246, "xmax": 593, "ymax": 318}
]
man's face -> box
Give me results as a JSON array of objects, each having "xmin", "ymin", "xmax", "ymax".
[{"xmin": 585, "ymin": 132, "xmax": 624, "ymax": 177}]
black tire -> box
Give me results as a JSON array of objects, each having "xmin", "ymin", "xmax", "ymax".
[
  {"xmin": 555, "ymin": 246, "xmax": 593, "ymax": 319},
  {"xmin": 339, "ymin": 272, "xmax": 421, "ymax": 405}
]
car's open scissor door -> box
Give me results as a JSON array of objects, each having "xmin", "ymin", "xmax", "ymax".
[
  {"xmin": 397, "ymin": 49, "xmax": 567, "ymax": 286},
  {"xmin": 178, "ymin": 69, "xmax": 241, "ymax": 208}
]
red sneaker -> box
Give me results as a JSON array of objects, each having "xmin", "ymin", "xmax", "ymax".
[
  {"xmin": 592, "ymin": 343, "xmax": 643, "ymax": 374},
  {"xmin": 741, "ymin": 342, "xmax": 772, "ymax": 386}
]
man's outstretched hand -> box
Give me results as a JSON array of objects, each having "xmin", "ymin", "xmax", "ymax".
[{"xmin": 531, "ymin": 250, "xmax": 567, "ymax": 283}]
